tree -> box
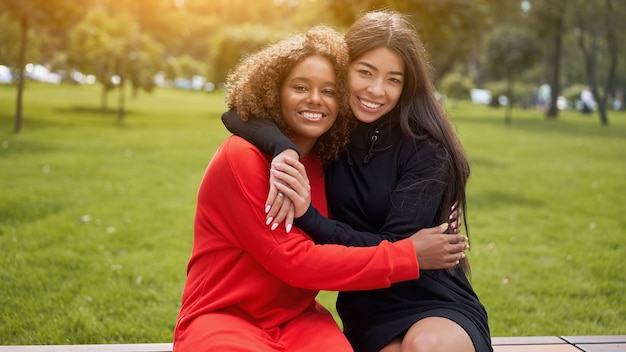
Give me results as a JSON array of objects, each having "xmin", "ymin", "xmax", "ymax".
[
  {"xmin": 0, "ymin": 13, "xmax": 40, "ymax": 71},
  {"xmin": 322, "ymin": 0, "xmax": 488, "ymax": 81},
  {"xmin": 0, "ymin": 0, "xmax": 89, "ymax": 133},
  {"xmin": 571, "ymin": 0, "xmax": 623, "ymax": 126},
  {"xmin": 208, "ymin": 24, "xmax": 288, "ymax": 85},
  {"xmin": 484, "ymin": 26, "xmax": 540, "ymax": 124},
  {"xmin": 526, "ymin": 0, "xmax": 569, "ymax": 119},
  {"xmin": 68, "ymin": 7, "xmax": 163, "ymax": 121},
  {"xmin": 68, "ymin": 8, "xmax": 117, "ymax": 110}
]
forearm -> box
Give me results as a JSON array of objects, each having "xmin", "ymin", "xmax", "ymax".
[
  {"xmin": 294, "ymin": 205, "xmax": 393, "ymax": 246},
  {"xmin": 222, "ymin": 109, "xmax": 300, "ymax": 158}
]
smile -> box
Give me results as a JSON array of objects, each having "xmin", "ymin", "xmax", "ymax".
[
  {"xmin": 301, "ymin": 111, "xmax": 324, "ymax": 120},
  {"xmin": 358, "ymin": 98, "xmax": 382, "ymax": 109}
]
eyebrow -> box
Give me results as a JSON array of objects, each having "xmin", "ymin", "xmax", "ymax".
[
  {"xmin": 356, "ymin": 61, "xmax": 404, "ymax": 76},
  {"xmin": 290, "ymin": 77, "xmax": 337, "ymax": 86}
]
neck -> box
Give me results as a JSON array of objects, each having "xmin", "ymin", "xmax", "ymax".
[{"xmin": 292, "ymin": 138, "xmax": 316, "ymax": 158}]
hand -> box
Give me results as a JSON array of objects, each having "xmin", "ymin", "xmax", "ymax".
[
  {"xmin": 265, "ymin": 149, "xmax": 299, "ymax": 232},
  {"xmin": 271, "ymin": 156, "xmax": 311, "ymax": 218},
  {"xmin": 448, "ymin": 202, "xmax": 463, "ymax": 234},
  {"xmin": 409, "ymin": 223, "xmax": 468, "ymax": 270}
]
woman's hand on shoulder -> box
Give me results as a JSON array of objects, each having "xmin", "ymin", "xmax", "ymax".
[
  {"xmin": 448, "ymin": 202, "xmax": 462, "ymax": 234},
  {"xmin": 265, "ymin": 149, "xmax": 301, "ymax": 232},
  {"xmin": 270, "ymin": 155, "xmax": 311, "ymax": 232}
]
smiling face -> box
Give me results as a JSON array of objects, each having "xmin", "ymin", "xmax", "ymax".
[
  {"xmin": 348, "ymin": 46, "xmax": 405, "ymax": 124},
  {"xmin": 281, "ymin": 55, "xmax": 339, "ymax": 156}
]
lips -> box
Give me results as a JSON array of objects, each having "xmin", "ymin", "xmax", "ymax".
[
  {"xmin": 300, "ymin": 111, "xmax": 324, "ymax": 120},
  {"xmin": 358, "ymin": 97, "xmax": 382, "ymax": 110}
]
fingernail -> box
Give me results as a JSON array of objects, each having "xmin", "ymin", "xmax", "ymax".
[
  {"xmin": 271, "ymin": 223, "xmax": 278, "ymax": 231},
  {"xmin": 265, "ymin": 205, "xmax": 271, "ymax": 213},
  {"xmin": 439, "ymin": 222, "xmax": 449, "ymax": 230},
  {"xmin": 266, "ymin": 217, "xmax": 273, "ymax": 225},
  {"xmin": 466, "ymin": 244, "xmax": 470, "ymax": 250},
  {"xmin": 456, "ymin": 260, "xmax": 460, "ymax": 265},
  {"xmin": 461, "ymin": 252, "xmax": 466, "ymax": 258},
  {"xmin": 286, "ymin": 224, "xmax": 292, "ymax": 233}
]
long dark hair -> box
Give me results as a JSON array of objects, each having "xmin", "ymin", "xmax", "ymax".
[{"xmin": 345, "ymin": 11, "xmax": 471, "ymax": 273}]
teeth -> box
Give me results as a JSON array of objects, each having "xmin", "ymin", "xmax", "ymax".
[
  {"xmin": 302, "ymin": 112, "xmax": 323, "ymax": 119},
  {"xmin": 360, "ymin": 98, "xmax": 381, "ymax": 109}
]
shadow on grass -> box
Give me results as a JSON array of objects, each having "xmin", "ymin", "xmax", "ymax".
[
  {"xmin": 456, "ymin": 112, "xmax": 626, "ymax": 140},
  {"xmin": 470, "ymin": 189, "xmax": 544, "ymax": 210},
  {"xmin": 56, "ymin": 105, "xmax": 135, "ymax": 116},
  {"xmin": 468, "ymin": 156, "xmax": 506, "ymax": 168},
  {"xmin": 0, "ymin": 199, "xmax": 65, "ymax": 226},
  {"xmin": 0, "ymin": 138, "xmax": 61, "ymax": 157},
  {"xmin": 0, "ymin": 106, "xmax": 138, "ymax": 131}
]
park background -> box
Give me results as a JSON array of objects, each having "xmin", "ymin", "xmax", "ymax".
[{"xmin": 1, "ymin": 0, "xmax": 625, "ymax": 345}]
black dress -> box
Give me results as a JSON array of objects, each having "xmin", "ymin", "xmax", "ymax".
[{"xmin": 222, "ymin": 110, "xmax": 493, "ymax": 352}]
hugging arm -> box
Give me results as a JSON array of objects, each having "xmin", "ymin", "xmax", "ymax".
[
  {"xmin": 223, "ymin": 109, "xmax": 466, "ymax": 268},
  {"xmin": 276, "ymin": 144, "xmax": 467, "ymax": 269},
  {"xmin": 223, "ymin": 109, "xmax": 301, "ymax": 228},
  {"xmin": 222, "ymin": 109, "xmax": 300, "ymax": 158},
  {"xmin": 293, "ymin": 145, "xmax": 448, "ymax": 247}
]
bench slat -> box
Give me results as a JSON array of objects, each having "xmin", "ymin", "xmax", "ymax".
[
  {"xmin": 562, "ymin": 335, "xmax": 626, "ymax": 344},
  {"xmin": 575, "ymin": 344, "xmax": 626, "ymax": 352},
  {"xmin": 1, "ymin": 337, "xmax": 625, "ymax": 352},
  {"xmin": 491, "ymin": 336, "xmax": 566, "ymax": 345},
  {"xmin": 0, "ymin": 344, "xmax": 172, "ymax": 352},
  {"xmin": 493, "ymin": 345, "xmax": 582, "ymax": 352}
]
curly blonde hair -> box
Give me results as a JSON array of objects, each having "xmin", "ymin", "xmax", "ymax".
[{"xmin": 225, "ymin": 26, "xmax": 354, "ymax": 163}]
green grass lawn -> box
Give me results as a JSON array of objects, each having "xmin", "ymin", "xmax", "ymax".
[{"xmin": 1, "ymin": 82, "xmax": 624, "ymax": 344}]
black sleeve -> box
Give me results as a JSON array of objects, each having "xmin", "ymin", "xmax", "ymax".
[
  {"xmin": 221, "ymin": 109, "xmax": 301, "ymax": 158},
  {"xmin": 294, "ymin": 205, "xmax": 385, "ymax": 247}
]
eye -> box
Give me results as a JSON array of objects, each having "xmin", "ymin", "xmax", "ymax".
[
  {"xmin": 389, "ymin": 77, "xmax": 402, "ymax": 84},
  {"xmin": 293, "ymin": 85, "xmax": 308, "ymax": 92},
  {"xmin": 322, "ymin": 88, "xmax": 337, "ymax": 96},
  {"xmin": 357, "ymin": 69, "xmax": 372, "ymax": 76}
]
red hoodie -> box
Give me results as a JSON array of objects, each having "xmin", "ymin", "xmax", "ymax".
[{"xmin": 174, "ymin": 136, "xmax": 419, "ymax": 351}]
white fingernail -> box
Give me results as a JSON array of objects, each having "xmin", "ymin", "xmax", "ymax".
[
  {"xmin": 266, "ymin": 217, "xmax": 273, "ymax": 225},
  {"xmin": 265, "ymin": 205, "xmax": 271, "ymax": 213},
  {"xmin": 286, "ymin": 224, "xmax": 292, "ymax": 233},
  {"xmin": 271, "ymin": 223, "xmax": 279, "ymax": 231}
]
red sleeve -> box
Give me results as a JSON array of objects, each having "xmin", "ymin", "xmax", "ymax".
[{"xmin": 196, "ymin": 136, "xmax": 418, "ymax": 291}]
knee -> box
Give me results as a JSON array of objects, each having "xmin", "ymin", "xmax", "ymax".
[{"xmin": 401, "ymin": 331, "xmax": 439, "ymax": 352}]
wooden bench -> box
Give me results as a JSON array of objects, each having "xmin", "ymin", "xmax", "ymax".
[
  {"xmin": 491, "ymin": 335, "xmax": 625, "ymax": 352},
  {"xmin": 1, "ymin": 335, "xmax": 624, "ymax": 351}
]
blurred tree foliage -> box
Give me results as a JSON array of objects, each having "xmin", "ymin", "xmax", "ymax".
[
  {"xmin": 484, "ymin": 26, "xmax": 540, "ymax": 123},
  {"xmin": 0, "ymin": 0, "xmax": 624, "ymax": 130}
]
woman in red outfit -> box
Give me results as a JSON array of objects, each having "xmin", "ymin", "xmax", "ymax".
[
  {"xmin": 222, "ymin": 11, "xmax": 491, "ymax": 352},
  {"xmin": 173, "ymin": 26, "xmax": 467, "ymax": 352}
]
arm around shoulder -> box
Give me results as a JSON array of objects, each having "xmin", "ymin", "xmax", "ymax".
[{"xmin": 222, "ymin": 109, "xmax": 301, "ymax": 158}]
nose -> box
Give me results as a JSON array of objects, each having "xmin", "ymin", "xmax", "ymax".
[
  {"xmin": 366, "ymin": 79, "xmax": 384, "ymax": 97},
  {"xmin": 307, "ymin": 89, "xmax": 322, "ymax": 105}
]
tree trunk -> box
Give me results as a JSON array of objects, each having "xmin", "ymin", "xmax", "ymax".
[
  {"xmin": 546, "ymin": 15, "xmax": 563, "ymax": 119},
  {"xmin": 597, "ymin": 0, "xmax": 618, "ymax": 126},
  {"xmin": 117, "ymin": 80, "xmax": 126, "ymax": 123},
  {"xmin": 505, "ymin": 76, "xmax": 514, "ymax": 125},
  {"xmin": 101, "ymin": 85, "xmax": 109, "ymax": 111},
  {"xmin": 576, "ymin": 0, "xmax": 615, "ymax": 126},
  {"xmin": 14, "ymin": 15, "xmax": 28, "ymax": 134}
]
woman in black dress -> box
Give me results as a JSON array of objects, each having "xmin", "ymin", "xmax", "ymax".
[{"xmin": 223, "ymin": 10, "xmax": 492, "ymax": 352}]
